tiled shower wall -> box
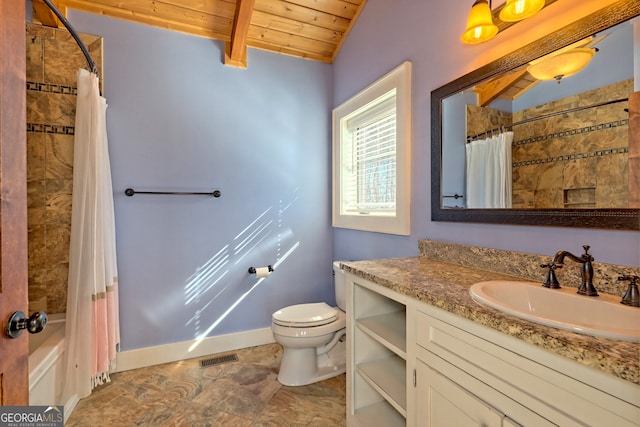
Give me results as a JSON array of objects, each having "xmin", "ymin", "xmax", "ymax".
[
  {"xmin": 511, "ymin": 79, "xmax": 631, "ymax": 209},
  {"xmin": 26, "ymin": 23, "xmax": 103, "ymax": 314}
]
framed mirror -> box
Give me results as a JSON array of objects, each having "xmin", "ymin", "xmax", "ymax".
[{"xmin": 431, "ymin": 1, "xmax": 640, "ymax": 230}]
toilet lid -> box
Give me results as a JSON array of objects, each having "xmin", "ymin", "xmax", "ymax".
[{"xmin": 272, "ymin": 302, "xmax": 338, "ymax": 327}]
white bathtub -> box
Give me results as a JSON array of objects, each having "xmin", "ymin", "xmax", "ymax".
[{"xmin": 29, "ymin": 313, "xmax": 65, "ymax": 406}]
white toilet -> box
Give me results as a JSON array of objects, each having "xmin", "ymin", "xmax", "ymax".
[{"xmin": 271, "ymin": 261, "xmax": 347, "ymax": 386}]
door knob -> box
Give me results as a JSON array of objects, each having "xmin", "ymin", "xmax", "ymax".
[{"xmin": 5, "ymin": 311, "xmax": 48, "ymax": 339}]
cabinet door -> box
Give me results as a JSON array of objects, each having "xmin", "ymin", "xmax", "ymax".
[{"xmin": 416, "ymin": 360, "xmax": 503, "ymax": 427}]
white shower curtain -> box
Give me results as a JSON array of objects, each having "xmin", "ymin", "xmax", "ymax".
[
  {"xmin": 465, "ymin": 131, "xmax": 513, "ymax": 208},
  {"xmin": 62, "ymin": 69, "xmax": 120, "ymax": 401}
]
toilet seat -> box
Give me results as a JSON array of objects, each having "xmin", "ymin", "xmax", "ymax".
[{"xmin": 272, "ymin": 302, "xmax": 338, "ymax": 327}]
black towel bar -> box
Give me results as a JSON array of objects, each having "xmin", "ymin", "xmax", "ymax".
[{"xmin": 125, "ymin": 188, "xmax": 221, "ymax": 197}]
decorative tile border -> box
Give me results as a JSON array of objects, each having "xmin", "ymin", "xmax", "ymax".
[
  {"xmin": 27, "ymin": 123, "xmax": 75, "ymax": 135},
  {"xmin": 513, "ymin": 147, "xmax": 628, "ymax": 167},
  {"xmin": 26, "ymin": 80, "xmax": 77, "ymax": 95},
  {"xmin": 26, "ymin": 81, "xmax": 77, "ymax": 135},
  {"xmin": 513, "ymin": 118, "xmax": 628, "ymax": 146}
]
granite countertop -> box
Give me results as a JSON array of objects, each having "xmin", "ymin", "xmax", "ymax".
[{"xmin": 341, "ymin": 256, "xmax": 640, "ymax": 385}]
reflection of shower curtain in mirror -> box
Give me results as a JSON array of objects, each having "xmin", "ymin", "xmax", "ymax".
[{"xmin": 465, "ymin": 131, "xmax": 513, "ymax": 208}]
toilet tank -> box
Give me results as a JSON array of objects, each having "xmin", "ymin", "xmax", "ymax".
[{"xmin": 333, "ymin": 261, "xmax": 347, "ymax": 311}]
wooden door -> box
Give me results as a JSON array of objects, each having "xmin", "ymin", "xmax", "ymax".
[{"xmin": 0, "ymin": 0, "xmax": 29, "ymax": 406}]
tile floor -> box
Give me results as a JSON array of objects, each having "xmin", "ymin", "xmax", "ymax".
[{"xmin": 65, "ymin": 343, "xmax": 346, "ymax": 426}]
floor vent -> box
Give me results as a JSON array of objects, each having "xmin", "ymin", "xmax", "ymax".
[{"xmin": 199, "ymin": 353, "xmax": 238, "ymax": 368}]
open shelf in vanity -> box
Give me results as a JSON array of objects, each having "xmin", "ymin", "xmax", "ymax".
[{"xmin": 350, "ymin": 279, "xmax": 407, "ymax": 427}]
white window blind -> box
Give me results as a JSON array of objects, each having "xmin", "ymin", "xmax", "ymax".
[{"xmin": 342, "ymin": 96, "xmax": 397, "ymax": 215}]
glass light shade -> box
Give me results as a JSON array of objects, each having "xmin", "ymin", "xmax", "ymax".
[
  {"xmin": 461, "ymin": 0, "xmax": 499, "ymax": 44},
  {"xmin": 527, "ymin": 48, "xmax": 595, "ymax": 82},
  {"xmin": 499, "ymin": 0, "xmax": 545, "ymax": 22}
]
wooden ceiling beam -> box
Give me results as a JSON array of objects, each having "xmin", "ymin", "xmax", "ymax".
[
  {"xmin": 510, "ymin": 79, "xmax": 541, "ymax": 101},
  {"xmin": 475, "ymin": 69, "xmax": 530, "ymax": 107},
  {"xmin": 225, "ymin": 0, "xmax": 255, "ymax": 68},
  {"xmin": 32, "ymin": 0, "xmax": 64, "ymax": 28}
]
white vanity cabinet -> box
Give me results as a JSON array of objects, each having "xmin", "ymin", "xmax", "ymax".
[
  {"xmin": 347, "ymin": 275, "xmax": 408, "ymax": 426},
  {"xmin": 346, "ymin": 273, "xmax": 640, "ymax": 427}
]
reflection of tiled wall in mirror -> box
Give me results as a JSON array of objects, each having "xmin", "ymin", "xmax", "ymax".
[
  {"xmin": 466, "ymin": 79, "xmax": 640, "ymax": 209},
  {"xmin": 511, "ymin": 79, "xmax": 631, "ymax": 209},
  {"xmin": 26, "ymin": 23, "xmax": 103, "ymax": 314},
  {"xmin": 466, "ymin": 106, "xmax": 512, "ymax": 141},
  {"xmin": 468, "ymin": 79, "xmax": 632, "ymax": 210}
]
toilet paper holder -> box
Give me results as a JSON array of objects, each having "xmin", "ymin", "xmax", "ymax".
[{"xmin": 248, "ymin": 265, "xmax": 274, "ymax": 274}]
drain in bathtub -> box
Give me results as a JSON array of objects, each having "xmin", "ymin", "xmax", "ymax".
[{"xmin": 199, "ymin": 353, "xmax": 238, "ymax": 368}]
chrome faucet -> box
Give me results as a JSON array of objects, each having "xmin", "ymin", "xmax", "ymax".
[{"xmin": 551, "ymin": 245, "xmax": 598, "ymax": 296}]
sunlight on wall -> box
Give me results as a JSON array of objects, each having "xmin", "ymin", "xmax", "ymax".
[
  {"xmin": 187, "ymin": 241, "xmax": 300, "ymax": 353},
  {"xmin": 233, "ymin": 207, "xmax": 273, "ymax": 266},
  {"xmin": 184, "ymin": 245, "xmax": 230, "ymax": 306},
  {"xmin": 185, "ymin": 195, "xmax": 300, "ymax": 353}
]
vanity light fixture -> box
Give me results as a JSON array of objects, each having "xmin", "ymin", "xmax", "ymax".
[
  {"xmin": 527, "ymin": 45, "xmax": 596, "ymax": 83},
  {"xmin": 461, "ymin": 0, "xmax": 499, "ymax": 44},
  {"xmin": 499, "ymin": 0, "xmax": 545, "ymax": 22},
  {"xmin": 462, "ymin": 0, "xmax": 546, "ymax": 44}
]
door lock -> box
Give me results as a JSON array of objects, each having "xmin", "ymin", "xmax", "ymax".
[{"xmin": 5, "ymin": 311, "xmax": 48, "ymax": 338}]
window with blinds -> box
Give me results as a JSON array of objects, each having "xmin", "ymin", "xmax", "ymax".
[
  {"xmin": 342, "ymin": 93, "xmax": 397, "ymax": 215},
  {"xmin": 332, "ymin": 62, "xmax": 411, "ymax": 235}
]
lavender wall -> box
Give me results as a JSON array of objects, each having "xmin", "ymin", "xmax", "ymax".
[
  {"xmin": 332, "ymin": 0, "xmax": 640, "ymax": 267},
  {"xmin": 66, "ymin": 11, "xmax": 334, "ymax": 351}
]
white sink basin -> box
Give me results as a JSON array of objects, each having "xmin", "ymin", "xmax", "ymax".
[{"xmin": 470, "ymin": 280, "xmax": 640, "ymax": 342}]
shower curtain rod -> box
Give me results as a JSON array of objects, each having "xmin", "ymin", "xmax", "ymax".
[
  {"xmin": 42, "ymin": 0, "xmax": 98, "ymax": 75},
  {"xmin": 467, "ymin": 97, "xmax": 629, "ymax": 142}
]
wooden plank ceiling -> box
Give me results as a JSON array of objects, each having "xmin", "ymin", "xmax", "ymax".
[{"xmin": 32, "ymin": 0, "xmax": 367, "ymax": 68}]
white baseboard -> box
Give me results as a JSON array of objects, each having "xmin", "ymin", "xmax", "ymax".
[
  {"xmin": 64, "ymin": 394, "xmax": 79, "ymax": 424},
  {"xmin": 113, "ymin": 327, "xmax": 276, "ymax": 373}
]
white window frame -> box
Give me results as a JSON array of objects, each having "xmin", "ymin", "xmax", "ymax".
[{"xmin": 332, "ymin": 61, "xmax": 411, "ymax": 235}]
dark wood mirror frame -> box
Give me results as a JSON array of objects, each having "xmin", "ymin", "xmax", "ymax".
[{"xmin": 431, "ymin": 1, "xmax": 640, "ymax": 230}]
